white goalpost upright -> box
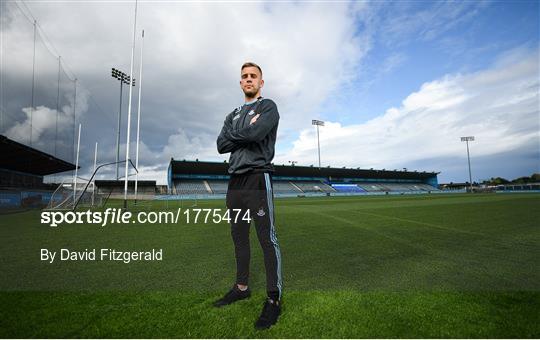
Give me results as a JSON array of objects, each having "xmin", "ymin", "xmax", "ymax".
[
  {"xmin": 135, "ymin": 29, "xmax": 145, "ymax": 204},
  {"xmin": 124, "ymin": 0, "xmax": 138, "ymax": 208},
  {"xmin": 92, "ymin": 142, "xmax": 98, "ymax": 206}
]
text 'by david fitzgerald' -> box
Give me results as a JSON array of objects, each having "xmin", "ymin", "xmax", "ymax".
[{"xmin": 41, "ymin": 248, "xmax": 163, "ymax": 264}]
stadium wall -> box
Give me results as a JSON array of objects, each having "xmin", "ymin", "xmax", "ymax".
[{"xmin": 0, "ymin": 189, "xmax": 57, "ymax": 209}]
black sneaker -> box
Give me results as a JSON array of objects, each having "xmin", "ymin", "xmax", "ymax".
[
  {"xmin": 255, "ymin": 298, "xmax": 281, "ymax": 330},
  {"xmin": 213, "ymin": 285, "xmax": 251, "ymax": 307}
]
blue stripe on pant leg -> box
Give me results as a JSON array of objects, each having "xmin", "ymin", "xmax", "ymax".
[
  {"xmin": 264, "ymin": 173, "xmax": 282, "ymax": 296},
  {"xmin": 264, "ymin": 173, "xmax": 282, "ymax": 298}
]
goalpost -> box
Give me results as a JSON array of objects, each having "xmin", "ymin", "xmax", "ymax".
[{"xmin": 46, "ymin": 159, "xmax": 138, "ymax": 211}]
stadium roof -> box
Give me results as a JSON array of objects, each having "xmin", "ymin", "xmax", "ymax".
[
  {"xmin": 170, "ymin": 159, "xmax": 439, "ymax": 180},
  {"xmin": 0, "ymin": 135, "xmax": 77, "ymax": 176}
]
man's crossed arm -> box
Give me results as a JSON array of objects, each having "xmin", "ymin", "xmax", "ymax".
[{"xmin": 217, "ymin": 101, "xmax": 279, "ymax": 154}]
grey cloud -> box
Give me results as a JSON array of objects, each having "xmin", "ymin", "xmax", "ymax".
[{"xmin": 2, "ymin": 1, "xmax": 369, "ymax": 184}]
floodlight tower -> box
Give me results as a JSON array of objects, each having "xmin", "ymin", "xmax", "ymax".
[
  {"xmin": 312, "ymin": 119, "xmax": 324, "ymax": 169},
  {"xmin": 111, "ymin": 67, "xmax": 135, "ymax": 180},
  {"xmin": 460, "ymin": 136, "xmax": 475, "ymax": 192}
]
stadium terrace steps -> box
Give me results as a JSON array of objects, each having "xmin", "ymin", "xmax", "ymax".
[
  {"xmin": 207, "ymin": 180, "xmax": 228, "ymax": 195},
  {"xmin": 273, "ymin": 181, "xmax": 302, "ymax": 193},
  {"xmin": 356, "ymin": 182, "xmax": 439, "ymax": 192},
  {"xmin": 174, "ymin": 180, "xmax": 209, "ymax": 195},
  {"xmin": 289, "ymin": 181, "xmax": 304, "ymax": 193},
  {"xmin": 292, "ymin": 181, "xmax": 335, "ymax": 193}
]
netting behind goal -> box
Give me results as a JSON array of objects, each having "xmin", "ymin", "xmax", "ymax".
[
  {"xmin": 46, "ymin": 159, "xmax": 138, "ymax": 211},
  {"xmin": 46, "ymin": 177, "xmax": 103, "ymax": 210}
]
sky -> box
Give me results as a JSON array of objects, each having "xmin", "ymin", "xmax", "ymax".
[{"xmin": 1, "ymin": 0, "xmax": 539, "ymax": 185}]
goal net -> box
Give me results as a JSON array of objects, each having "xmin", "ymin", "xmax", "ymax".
[{"xmin": 46, "ymin": 177, "xmax": 102, "ymax": 210}]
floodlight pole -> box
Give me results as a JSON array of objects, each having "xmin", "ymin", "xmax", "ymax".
[
  {"xmin": 312, "ymin": 120, "xmax": 324, "ymax": 169},
  {"xmin": 116, "ymin": 79, "xmax": 123, "ymax": 180},
  {"xmin": 124, "ymin": 0, "xmax": 138, "ymax": 209},
  {"xmin": 111, "ymin": 67, "xmax": 133, "ymax": 180},
  {"xmin": 460, "ymin": 136, "xmax": 475, "ymax": 192},
  {"xmin": 316, "ymin": 125, "xmax": 320, "ymax": 168},
  {"xmin": 134, "ymin": 29, "xmax": 145, "ymax": 205},
  {"xmin": 466, "ymin": 140, "xmax": 472, "ymax": 191}
]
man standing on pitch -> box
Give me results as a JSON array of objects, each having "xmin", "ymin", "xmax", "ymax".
[{"xmin": 215, "ymin": 62, "xmax": 283, "ymax": 330}]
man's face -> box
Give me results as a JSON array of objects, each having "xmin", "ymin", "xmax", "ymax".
[{"xmin": 240, "ymin": 66, "xmax": 264, "ymax": 98}]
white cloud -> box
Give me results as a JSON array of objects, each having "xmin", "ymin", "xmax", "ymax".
[
  {"xmin": 6, "ymin": 106, "xmax": 58, "ymax": 143},
  {"xmin": 161, "ymin": 128, "xmax": 218, "ymax": 163},
  {"xmin": 5, "ymin": 85, "xmax": 85, "ymax": 141},
  {"xmin": 277, "ymin": 49, "xmax": 539, "ymax": 179}
]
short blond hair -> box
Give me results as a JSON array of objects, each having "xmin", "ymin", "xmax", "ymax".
[{"xmin": 241, "ymin": 62, "xmax": 262, "ymax": 77}]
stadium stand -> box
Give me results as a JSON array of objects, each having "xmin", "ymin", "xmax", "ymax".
[
  {"xmin": 357, "ymin": 183, "xmax": 387, "ymax": 192},
  {"xmin": 354, "ymin": 182, "xmax": 439, "ymax": 192},
  {"xmin": 156, "ymin": 185, "xmax": 169, "ymax": 194},
  {"xmin": 0, "ymin": 135, "xmax": 77, "ymax": 209},
  {"xmin": 206, "ymin": 180, "xmax": 228, "ymax": 194},
  {"xmin": 173, "ymin": 180, "xmax": 210, "ymax": 195},
  {"xmin": 95, "ymin": 180, "xmax": 156, "ymax": 199},
  {"xmin": 414, "ymin": 183, "xmax": 439, "ymax": 191},
  {"xmin": 293, "ymin": 181, "xmax": 335, "ymax": 193},
  {"xmin": 331, "ymin": 183, "xmax": 366, "ymax": 193},
  {"xmin": 273, "ymin": 181, "xmax": 302, "ymax": 194},
  {"xmin": 383, "ymin": 183, "xmax": 415, "ymax": 191},
  {"xmin": 167, "ymin": 159, "xmax": 441, "ymax": 198}
]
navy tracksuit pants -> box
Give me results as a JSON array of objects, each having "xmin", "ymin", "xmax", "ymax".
[{"xmin": 226, "ymin": 172, "xmax": 283, "ymax": 300}]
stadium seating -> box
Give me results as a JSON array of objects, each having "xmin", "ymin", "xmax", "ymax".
[
  {"xmin": 331, "ymin": 184, "xmax": 366, "ymax": 193},
  {"xmin": 174, "ymin": 180, "xmax": 209, "ymax": 195},
  {"xmin": 357, "ymin": 183, "xmax": 387, "ymax": 192},
  {"xmin": 169, "ymin": 179, "xmax": 439, "ymax": 197},
  {"xmin": 355, "ymin": 182, "xmax": 439, "ymax": 192},
  {"xmin": 383, "ymin": 183, "xmax": 414, "ymax": 191},
  {"xmin": 416, "ymin": 183, "xmax": 439, "ymax": 191},
  {"xmin": 292, "ymin": 181, "xmax": 335, "ymax": 193},
  {"xmin": 273, "ymin": 181, "xmax": 303, "ymax": 193},
  {"xmin": 207, "ymin": 180, "xmax": 228, "ymax": 194},
  {"xmin": 165, "ymin": 160, "xmax": 444, "ymax": 198}
]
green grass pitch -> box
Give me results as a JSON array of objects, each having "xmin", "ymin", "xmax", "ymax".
[{"xmin": 1, "ymin": 193, "xmax": 539, "ymax": 338}]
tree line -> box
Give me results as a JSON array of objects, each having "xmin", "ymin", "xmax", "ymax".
[{"xmin": 482, "ymin": 173, "xmax": 540, "ymax": 185}]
